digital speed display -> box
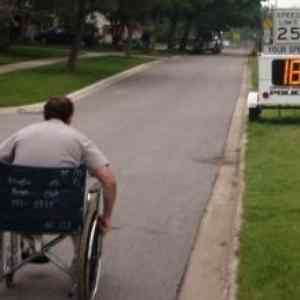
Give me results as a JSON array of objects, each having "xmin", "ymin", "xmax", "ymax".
[{"xmin": 272, "ymin": 59, "xmax": 300, "ymax": 86}]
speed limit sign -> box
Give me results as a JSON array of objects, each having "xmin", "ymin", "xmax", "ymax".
[{"xmin": 274, "ymin": 9, "xmax": 300, "ymax": 44}]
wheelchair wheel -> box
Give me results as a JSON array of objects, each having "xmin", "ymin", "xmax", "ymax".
[
  {"xmin": 0, "ymin": 233, "xmax": 19, "ymax": 289},
  {"xmin": 78, "ymin": 208, "xmax": 103, "ymax": 300},
  {"xmin": 5, "ymin": 233, "xmax": 19, "ymax": 288},
  {"xmin": 0, "ymin": 232, "xmax": 3, "ymax": 279}
]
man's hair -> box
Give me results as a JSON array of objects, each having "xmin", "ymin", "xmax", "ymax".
[{"xmin": 44, "ymin": 96, "xmax": 74, "ymax": 123}]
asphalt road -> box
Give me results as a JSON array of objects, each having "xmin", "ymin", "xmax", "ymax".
[{"xmin": 0, "ymin": 49, "xmax": 248, "ymax": 300}]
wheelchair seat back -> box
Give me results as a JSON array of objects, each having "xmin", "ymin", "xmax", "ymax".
[{"xmin": 0, "ymin": 162, "xmax": 87, "ymax": 234}]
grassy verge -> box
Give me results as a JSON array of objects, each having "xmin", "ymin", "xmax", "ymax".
[
  {"xmin": 249, "ymin": 56, "xmax": 258, "ymax": 89},
  {"xmin": 0, "ymin": 55, "xmax": 152, "ymax": 107},
  {"xmin": 0, "ymin": 46, "xmax": 69, "ymax": 65},
  {"xmin": 238, "ymin": 58, "xmax": 300, "ymax": 300}
]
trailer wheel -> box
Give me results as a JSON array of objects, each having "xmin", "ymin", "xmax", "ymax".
[{"xmin": 249, "ymin": 107, "xmax": 261, "ymax": 121}]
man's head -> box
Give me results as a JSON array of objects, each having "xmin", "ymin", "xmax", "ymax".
[{"xmin": 44, "ymin": 96, "xmax": 74, "ymax": 124}]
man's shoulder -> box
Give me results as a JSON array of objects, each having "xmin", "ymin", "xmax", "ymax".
[
  {"xmin": 17, "ymin": 121, "xmax": 48, "ymax": 134},
  {"xmin": 16, "ymin": 121, "xmax": 74, "ymax": 137},
  {"xmin": 16, "ymin": 120, "xmax": 90, "ymax": 143},
  {"xmin": 68, "ymin": 126, "xmax": 90, "ymax": 143}
]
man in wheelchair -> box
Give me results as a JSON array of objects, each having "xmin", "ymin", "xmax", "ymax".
[{"xmin": 0, "ymin": 96, "xmax": 117, "ymax": 299}]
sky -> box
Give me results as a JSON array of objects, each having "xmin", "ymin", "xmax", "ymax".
[{"xmin": 266, "ymin": 0, "xmax": 300, "ymax": 7}]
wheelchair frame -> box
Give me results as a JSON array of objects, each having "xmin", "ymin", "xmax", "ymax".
[{"xmin": 0, "ymin": 163, "xmax": 104, "ymax": 300}]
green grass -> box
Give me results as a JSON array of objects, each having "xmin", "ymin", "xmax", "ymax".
[
  {"xmin": 0, "ymin": 55, "xmax": 151, "ymax": 107},
  {"xmin": 7, "ymin": 46, "xmax": 69, "ymax": 58},
  {"xmin": 238, "ymin": 58, "xmax": 300, "ymax": 300},
  {"xmin": 0, "ymin": 46, "xmax": 69, "ymax": 66},
  {"xmin": 249, "ymin": 56, "xmax": 258, "ymax": 89},
  {"xmin": 0, "ymin": 55, "xmax": 25, "ymax": 65}
]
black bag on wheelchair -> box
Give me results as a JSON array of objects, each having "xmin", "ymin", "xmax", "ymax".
[
  {"xmin": 0, "ymin": 162, "xmax": 103, "ymax": 300},
  {"xmin": 0, "ymin": 162, "xmax": 86, "ymax": 234}
]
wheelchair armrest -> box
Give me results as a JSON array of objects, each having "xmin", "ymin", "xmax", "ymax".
[{"xmin": 88, "ymin": 181, "xmax": 102, "ymax": 194}]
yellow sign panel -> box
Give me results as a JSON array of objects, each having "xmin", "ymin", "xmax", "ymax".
[{"xmin": 263, "ymin": 18, "xmax": 273, "ymax": 29}]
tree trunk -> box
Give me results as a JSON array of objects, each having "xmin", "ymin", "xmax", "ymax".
[
  {"xmin": 152, "ymin": 10, "xmax": 161, "ymax": 50},
  {"xmin": 67, "ymin": 0, "xmax": 87, "ymax": 72},
  {"xmin": 180, "ymin": 19, "xmax": 193, "ymax": 51},
  {"xmin": 112, "ymin": 24, "xmax": 125, "ymax": 50},
  {"xmin": 167, "ymin": 17, "xmax": 178, "ymax": 50},
  {"xmin": 111, "ymin": 19, "xmax": 119, "ymax": 48},
  {"xmin": 19, "ymin": 14, "xmax": 28, "ymax": 43},
  {"xmin": 0, "ymin": 25, "xmax": 11, "ymax": 51},
  {"xmin": 125, "ymin": 23, "xmax": 133, "ymax": 56}
]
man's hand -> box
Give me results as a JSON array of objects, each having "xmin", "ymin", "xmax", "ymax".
[
  {"xmin": 97, "ymin": 215, "xmax": 112, "ymax": 235},
  {"xmin": 94, "ymin": 165, "xmax": 117, "ymax": 234}
]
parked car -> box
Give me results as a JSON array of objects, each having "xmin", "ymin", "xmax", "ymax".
[
  {"xmin": 223, "ymin": 39, "xmax": 231, "ymax": 47},
  {"xmin": 193, "ymin": 30, "xmax": 223, "ymax": 54},
  {"xmin": 35, "ymin": 28, "xmax": 97, "ymax": 48}
]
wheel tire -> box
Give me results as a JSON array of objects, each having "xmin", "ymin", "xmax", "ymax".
[
  {"xmin": 5, "ymin": 273, "xmax": 14, "ymax": 288},
  {"xmin": 0, "ymin": 232, "xmax": 3, "ymax": 279},
  {"xmin": 249, "ymin": 107, "xmax": 261, "ymax": 121},
  {"xmin": 5, "ymin": 233, "xmax": 19, "ymax": 289},
  {"xmin": 212, "ymin": 45, "xmax": 221, "ymax": 54},
  {"xmin": 87, "ymin": 219, "xmax": 103, "ymax": 300},
  {"xmin": 78, "ymin": 191, "xmax": 103, "ymax": 300}
]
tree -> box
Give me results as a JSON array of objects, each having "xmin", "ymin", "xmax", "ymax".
[
  {"xmin": 31, "ymin": 0, "xmax": 94, "ymax": 71},
  {"xmin": 0, "ymin": 1, "xmax": 13, "ymax": 50},
  {"xmin": 154, "ymin": 0, "xmax": 214, "ymax": 50},
  {"xmin": 0, "ymin": 0, "xmax": 22, "ymax": 50},
  {"xmin": 97, "ymin": 0, "xmax": 158, "ymax": 53},
  {"xmin": 67, "ymin": 0, "xmax": 89, "ymax": 71},
  {"xmin": 179, "ymin": 0, "xmax": 212, "ymax": 51},
  {"xmin": 194, "ymin": 0, "xmax": 262, "ymax": 31}
]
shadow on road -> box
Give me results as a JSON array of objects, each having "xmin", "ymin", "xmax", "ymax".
[{"xmin": 0, "ymin": 266, "xmax": 70, "ymax": 300}]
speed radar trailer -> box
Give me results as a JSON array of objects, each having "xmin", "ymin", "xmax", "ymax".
[{"xmin": 248, "ymin": 8, "xmax": 300, "ymax": 120}]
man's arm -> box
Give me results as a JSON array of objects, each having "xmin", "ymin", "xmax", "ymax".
[
  {"xmin": 79, "ymin": 133, "xmax": 117, "ymax": 232},
  {"xmin": 94, "ymin": 165, "xmax": 117, "ymax": 233}
]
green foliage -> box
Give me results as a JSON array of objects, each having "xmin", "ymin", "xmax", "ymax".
[
  {"xmin": 0, "ymin": 0, "xmax": 263, "ymax": 63},
  {"xmin": 249, "ymin": 57, "xmax": 258, "ymax": 89},
  {"xmin": 151, "ymin": 0, "xmax": 262, "ymax": 49},
  {"xmin": 97, "ymin": 0, "xmax": 156, "ymax": 20},
  {"xmin": 194, "ymin": 0, "xmax": 262, "ymax": 31}
]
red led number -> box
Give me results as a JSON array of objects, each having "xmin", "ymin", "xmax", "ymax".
[{"xmin": 284, "ymin": 59, "xmax": 300, "ymax": 86}]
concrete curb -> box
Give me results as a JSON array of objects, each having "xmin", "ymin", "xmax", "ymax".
[
  {"xmin": 178, "ymin": 63, "xmax": 249, "ymax": 300},
  {"xmin": 228, "ymin": 131, "xmax": 246, "ymax": 300},
  {"xmin": 227, "ymin": 69, "xmax": 248, "ymax": 300},
  {"xmin": 0, "ymin": 59, "xmax": 164, "ymax": 115}
]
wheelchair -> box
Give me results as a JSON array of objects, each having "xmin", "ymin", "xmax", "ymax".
[{"xmin": 0, "ymin": 162, "xmax": 103, "ymax": 300}]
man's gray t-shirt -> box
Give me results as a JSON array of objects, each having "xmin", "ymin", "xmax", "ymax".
[{"xmin": 0, "ymin": 119, "xmax": 109, "ymax": 173}]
